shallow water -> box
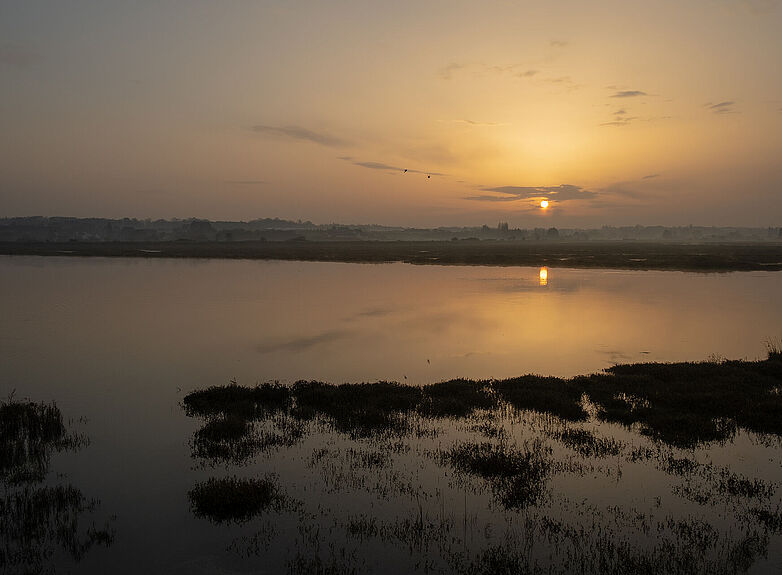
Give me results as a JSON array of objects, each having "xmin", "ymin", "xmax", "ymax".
[{"xmin": 1, "ymin": 256, "xmax": 782, "ymax": 573}]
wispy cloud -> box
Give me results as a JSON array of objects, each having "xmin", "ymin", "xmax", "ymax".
[
  {"xmin": 600, "ymin": 174, "xmax": 667, "ymax": 199},
  {"xmin": 705, "ymin": 101, "xmax": 737, "ymax": 114},
  {"xmin": 465, "ymin": 184, "xmax": 597, "ymax": 203},
  {"xmin": 447, "ymin": 119, "xmax": 508, "ymax": 127},
  {"xmin": 439, "ymin": 62, "xmax": 466, "ymax": 80},
  {"xmin": 610, "ymin": 90, "xmax": 647, "ymax": 98},
  {"xmin": 439, "ymin": 62, "xmax": 541, "ymax": 81},
  {"xmin": 256, "ymin": 330, "xmax": 352, "ymax": 354},
  {"xmin": 601, "ymin": 108, "xmax": 637, "ymax": 127},
  {"xmin": 251, "ymin": 124, "xmax": 348, "ymax": 147},
  {"xmin": 340, "ymin": 157, "xmax": 445, "ymax": 176},
  {"xmin": 354, "ymin": 161, "xmax": 401, "ymax": 171},
  {"xmin": 550, "ymin": 40, "xmax": 569, "ymax": 48}
]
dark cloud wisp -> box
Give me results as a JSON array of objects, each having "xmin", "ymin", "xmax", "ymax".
[
  {"xmin": 610, "ymin": 90, "xmax": 647, "ymax": 98},
  {"xmin": 341, "ymin": 157, "xmax": 445, "ymax": 177},
  {"xmin": 251, "ymin": 124, "xmax": 348, "ymax": 147},
  {"xmin": 706, "ymin": 101, "xmax": 736, "ymax": 114}
]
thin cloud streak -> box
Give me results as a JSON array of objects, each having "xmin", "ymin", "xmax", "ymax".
[
  {"xmin": 610, "ymin": 90, "xmax": 647, "ymax": 98},
  {"xmin": 706, "ymin": 101, "xmax": 737, "ymax": 114},
  {"xmin": 340, "ymin": 157, "xmax": 446, "ymax": 177},
  {"xmin": 465, "ymin": 184, "xmax": 597, "ymax": 203},
  {"xmin": 448, "ymin": 119, "xmax": 508, "ymax": 127},
  {"xmin": 251, "ymin": 124, "xmax": 348, "ymax": 147}
]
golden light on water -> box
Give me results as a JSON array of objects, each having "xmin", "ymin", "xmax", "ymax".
[
  {"xmin": 539, "ymin": 267, "xmax": 548, "ymax": 286},
  {"xmin": 540, "ymin": 200, "xmax": 549, "ymax": 209}
]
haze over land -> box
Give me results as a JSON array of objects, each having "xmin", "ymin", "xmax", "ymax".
[{"xmin": 2, "ymin": 1, "xmax": 782, "ymax": 228}]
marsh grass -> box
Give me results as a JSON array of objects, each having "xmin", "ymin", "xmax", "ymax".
[
  {"xmin": 0, "ymin": 399, "xmax": 85, "ymax": 484},
  {"xmin": 182, "ymin": 382, "xmax": 291, "ymax": 419},
  {"xmin": 188, "ymin": 475, "xmax": 293, "ymax": 524},
  {"xmin": 181, "ymin": 354, "xmax": 782, "ymax": 574},
  {"xmin": 292, "ymin": 381, "xmax": 420, "ymax": 438},
  {"xmin": 444, "ymin": 441, "xmax": 551, "ymax": 509},
  {"xmin": 0, "ymin": 399, "xmax": 113, "ymax": 574},
  {"xmin": 766, "ymin": 337, "xmax": 782, "ymax": 360},
  {"xmin": 493, "ymin": 376, "xmax": 587, "ymax": 422},
  {"xmin": 184, "ymin": 356, "xmax": 782, "ymax": 448},
  {"xmin": 555, "ymin": 428, "xmax": 622, "ymax": 458}
]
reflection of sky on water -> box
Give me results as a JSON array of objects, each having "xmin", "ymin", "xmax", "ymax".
[
  {"xmin": 2, "ymin": 258, "xmax": 782, "ymax": 392},
  {"xmin": 2, "ymin": 257, "xmax": 782, "ymax": 573}
]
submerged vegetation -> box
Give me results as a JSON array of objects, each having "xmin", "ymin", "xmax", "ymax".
[
  {"xmin": 184, "ymin": 354, "xmax": 782, "ymax": 449},
  {"xmin": 188, "ymin": 475, "xmax": 293, "ymax": 524},
  {"xmin": 0, "ymin": 398, "xmax": 114, "ymax": 574},
  {"xmin": 444, "ymin": 440, "xmax": 551, "ymax": 509},
  {"xmin": 180, "ymin": 352, "xmax": 782, "ymax": 573}
]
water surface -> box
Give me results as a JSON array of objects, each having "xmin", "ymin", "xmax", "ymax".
[{"xmin": 1, "ymin": 257, "xmax": 781, "ymax": 573}]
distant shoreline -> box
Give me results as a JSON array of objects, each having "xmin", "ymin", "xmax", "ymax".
[{"xmin": 3, "ymin": 240, "xmax": 782, "ymax": 272}]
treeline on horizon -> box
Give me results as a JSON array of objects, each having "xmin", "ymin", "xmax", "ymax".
[{"xmin": 1, "ymin": 216, "xmax": 781, "ymax": 243}]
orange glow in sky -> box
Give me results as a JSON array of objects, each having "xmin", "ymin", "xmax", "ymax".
[
  {"xmin": 1, "ymin": 2, "xmax": 781, "ymax": 227},
  {"xmin": 539, "ymin": 267, "xmax": 548, "ymax": 286}
]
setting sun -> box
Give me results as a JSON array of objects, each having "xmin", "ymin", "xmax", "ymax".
[{"xmin": 540, "ymin": 200, "xmax": 549, "ymax": 209}]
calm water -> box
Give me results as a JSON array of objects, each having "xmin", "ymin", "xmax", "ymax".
[{"xmin": 2, "ymin": 256, "xmax": 782, "ymax": 573}]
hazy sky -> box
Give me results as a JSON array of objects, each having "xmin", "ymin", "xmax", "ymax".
[{"xmin": 2, "ymin": 1, "xmax": 781, "ymax": 227}]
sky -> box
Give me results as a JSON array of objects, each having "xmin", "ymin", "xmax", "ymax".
[{"xmin": 1, "ymin": 0, "xmax": 781, "ymax": 227}]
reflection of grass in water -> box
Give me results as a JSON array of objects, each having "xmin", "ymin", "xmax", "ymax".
[
  {"xmin": 188, "ymin": 475, "xmax": 294, "ymax": 524},
  {"xmin": 494, "ymin": 376, "xmax": 587, "ymax": 422},
  {"xmin": 181, "ymin": 352, "xmax": 782, "ymax": 573},
  {"xmin": 0, "ymin": 399, "xmax": 84, "ymax": 484},
  {"xmin": 582, "ymin": 355, "xmax": 782, "ymax": 446},
  {"xmin": 292, "ymin": 381, "xmax": 420, "ymax": 438},
  {"xmin": 419, "ymin": 379, "xmax": 494, "ymax": 418},
  {"xmin": 556, "ymin": 428, "xmax": 622, "ymax": 458},
  {"xmin": 449, "ymin": 517, "xmax": 770, "ymax": 575},
  {"xmin": 1, "ymin": 485, "xmax": 113, "ymax": 567},
  {"xmin": 444, "ymin": 441, "xmax": 551, "ymax": 509},
  {"xmin": 182, "ymin": 382, "xmax": 291, "ymax": 419},
  {"xmin": 183, "ymin": 356, "xmax": 782, "ymax": 449},
  {"xmin": 0, "ymin": 399, "xmax": 114, "ymax": 574}
]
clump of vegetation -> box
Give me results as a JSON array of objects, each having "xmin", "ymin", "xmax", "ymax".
[
  {"xmin": 493, "ymin": 376, "xmax": 587, "ymax": 422},
  {"xmin": 0, "ymin": 484, "xmax": 114, "ymax": 571},
  {"xmin": 419, "ymin": 379, "xmax": 495, "ymax": 417},
  {"xmin": 183, "ymin": 382, "xmax": 291, "ymax": 419},
  {"xmin": 661, "ymin": 454, "xmax": 700, "ymax": 476},
  {"xmin": 188, "ymin": 475, "xmax": 292, "ymax": 524},
  {"xmin": 580, "ymin": 358, "xmax": 782, "ymax": 446},
  {"xmin": 184, "ymin": 352, "xmax": 782, "ymax": 450},
  {"xmin": 0, "ymin": 399, "xmax": 82, "ymax": 484},
  {"xmin": 766, "ymin": 336, "xmax": 782, "ymax": 360},
  {"xmin": 444, "ymin": 441, "xmax": 551, "ymax": 508},
  {"xmin": 751, "ymin": 508, "xmax": 782, "ymax": 532},
  {"xmin": 555, "ymin": 428, "xmax": 622, "ymax": 458},
  {"xmin": 184, "ymin": 383, "xmax": 302, "ymax": 464},
  {"xmin": 0, "ymin": 398, "xmax": 114, "ymax": 574},
  {"xmin": 292, "ymin": 381, "xmax": 421, "ymax": 438},
  {"xmin": 716, "ymin": 470, "xmax": 774, "ymax": 499}
]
